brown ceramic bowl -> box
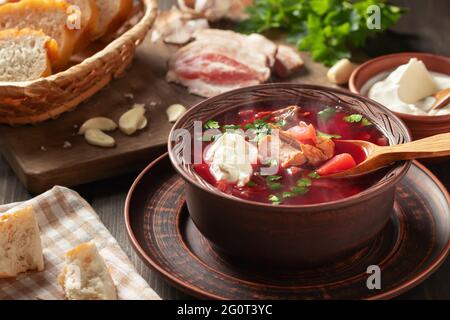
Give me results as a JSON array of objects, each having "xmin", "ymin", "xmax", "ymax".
[
  {"xmin": 168, "ymin": 84, "xmax": 412, "ymax": 267},
  {"xmin": 349, "ymin": 52, "xmax": 450, "ymax": 141}
]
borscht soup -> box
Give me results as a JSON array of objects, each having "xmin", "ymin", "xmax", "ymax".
[{"xmin": 193, "ymin": 104, "xmax": 389, "ymax": 205}]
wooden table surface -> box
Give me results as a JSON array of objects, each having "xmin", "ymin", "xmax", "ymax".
[{"xmin": 0, "ymin": 0, "xmax": 449, "ymax": 300}]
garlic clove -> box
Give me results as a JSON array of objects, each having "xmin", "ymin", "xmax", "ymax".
[
  {"xmin": 166, "ymin": 104, "xmax": 187, "ymax": 122},
  {"xmin": 119, "ymin": 107, "xmax": 147, "ymax": 135},
  {"xmin": 138, "ymin": 117, "xmax": 148, "ymax": 130},
  {"xmin": 78, "ymin": 117, "xmax": 117, "ymax": 135},
  {"xmin": 84, "ymin": 129, "xmax": 115, "ymax": 148},
  {"xmin": 327, "ymin": 59, "xmax": 354, "ymax": 85}
]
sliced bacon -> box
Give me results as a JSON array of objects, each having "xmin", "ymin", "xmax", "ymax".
[
  {"xmin": 274, "ymin": 45, "xmax": 304, "ymax": 78},
  {"xmin": 167, "ymin": 29, "xmax": 276, "ymax": 97},
  {"xmin": 173, "ymin": 53, "xmax": 262, "ymax": 83}
]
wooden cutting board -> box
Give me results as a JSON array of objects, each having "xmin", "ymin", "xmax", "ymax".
[{"xmin": 0, "ymin": 37, "xmax": 331, "ymax": 194}]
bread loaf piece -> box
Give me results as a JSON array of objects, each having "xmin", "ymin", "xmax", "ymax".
[
  {"xmin": 90, "ymin": 0, "xmax": 132, "ymax": 40},
  {"xmin": 58, "ymin": 242, "xmax": 118, "ymax": 300},
  {"xmin": 67, "ymin": 0, "xmax": 99, "ymax": 51},
  {"xmin": 0, "ymin": 0, "xmax": 77, "ymax": 70},
  {"xmin": 0, "ymin": 206, "xmax": 44, "ymax": 278},
  {"xmin": 0, "ymin": 28, "xmax": 59, "ymax": 81}
]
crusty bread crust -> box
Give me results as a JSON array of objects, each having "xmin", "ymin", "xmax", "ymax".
[
  {"xmin": 0, "ymin": 206, "xmax": 44, "ymax": 278},
  {"xmin": 90, "ymin": 0, "xmax": 132, "ymax": 40},
  {"xmin": 59, "ymin": 242, "xmax": 118, "ymax": 300},
  {"xmin": 0, "ymin": 28, "xmax": 59, "ymax": 79},
  {"xmin": 0, "ymin": 0, "xmax": 77, "ymax": 70}
]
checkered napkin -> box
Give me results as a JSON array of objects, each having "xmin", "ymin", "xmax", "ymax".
[{"xmin": 0, "ymin": 186, "xmax": 160, "ymax": 300}]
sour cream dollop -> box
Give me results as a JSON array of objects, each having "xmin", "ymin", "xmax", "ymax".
[
  {"xmin": 204, "ymin": 132, "xmax": 258, "ymax": 187},
  {"xmin": 367, "ymin": 58, "xmax": 450, "ymax": 116}
]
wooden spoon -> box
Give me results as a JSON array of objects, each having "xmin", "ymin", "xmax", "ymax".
[
  {"xmin": 429, "ymin": 87, "xmax": 450, "ymax": 111},
  {"xmin": 328, "ymin": 132, "xmax": 450, "ymax": 178}
]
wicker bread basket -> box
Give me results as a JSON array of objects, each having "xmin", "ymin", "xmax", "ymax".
[{"xmin": 0, "ymin": 0, "xmax": 158, "ymax": 125}]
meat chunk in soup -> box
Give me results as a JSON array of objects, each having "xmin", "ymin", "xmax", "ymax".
[{"xmin": 258, "ymin": 135, "xmax": 306, "ymax": 168}]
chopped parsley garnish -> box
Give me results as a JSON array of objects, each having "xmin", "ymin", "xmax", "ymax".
[
  {"xmin": 253, "ymin": 118, "xmax": 268, "ymax": 128},
  {"xmin": 292, "ymin": 186, "xmax": 309, "ymax": 195},
  {"xmin": 318, "ymin": 107, "xmax": 336, "ymax": 122},
  {"xmin": 266, "ymin": 159, "xmax": 278, "ymax": 167},
  {"xmin": 269, "ymin": 195, "xmax": 282, "ymax": 205},
  {"xmin": 308, "ymin": 171, "xmax": 321, "ymax": 179},
  {"xmin": 317, "ymin": 131, "xmax": 342, "ymax": 139},
  {"xmin": 267, "ymin": 175, "xmax": 282, "ymax": 182},
  {"xmin": 223, "ymin": 124, "xmax": 241, "ymax": 130},
  {"xmin": 297, "ymin": 178, "xmax": 312, "ymax": 188},
  {"xmin": 282, "ymin": 191, "xmax": 296, "ymax": 199},
  {"xmin": 204, "ymin": 120, "xmax": 220, "ymax": 129},
  {"xmin": 289, "ymin": 178, "xmax": 312, "ymax": 195},
  {"xmin": 245, "ymin": 117, "xmax": 272, "ymax": 142},
  {"xmin": 263, "ymin": 175, "xmax": 283, "ymax": 190},
  {"xmin": 343, "ymin": 114, "xmax": 363, "ymax": 123},
  {"xmin": 361, "ymin": 118, "xmax": 372, "ymax": 126},
  {"xmin": 246, "ymin": 181, "xmax": 257, "ymax": 187},
  {"xmin": 276, "ymin": 119, "xmax": 287, "ymax": 127},
  {"xmin": 268, "ymin": 182, "xmax": 282, "ymax": 190},
  {"xmin": 343, "ymin": 114, "xmax": 373, "ymax": 126}
]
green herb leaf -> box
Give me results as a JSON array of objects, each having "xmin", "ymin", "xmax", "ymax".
[
  {"xmin": 344, "ymin": 114, "xmax": 363, "ymax": 123},
  {"xmin": 244, "ymin": 123, "xmax": 255, "ymax": 130},
  {"xmin": 308, "ymin": 171, "xmax": 321, "ymax": 179},
  {"xmin": 246, "ymin": 181, "xmax": 257, "ymax": 187},
  {"xmin": 268, "ymin": 182, "xmax": 283, "ymax": 190},
  {"xmin": 267, "ymin": 175, "xmax": 282, "ymax": 182},
  {"xmin": 282, "ymin": 191, "xmax": 296, "ymax": 198},
  {"xmin": 276, "ymin": 119, "xmax": 287, "ymax": 127},
  {"xmin": 237, "ymin": 0, "xmax": 406, "ymax": 66},
  {"xmin": 292, "ymin": 186, "xmax": 309, "ymax": 195},
  {"xmin": 204, "ymin": 120, "xmax": 220, "ymax": 129},
  {"xmin": 266, "ymin": 159, "xmax": 279, "ymax": 167},
  {"xmin": 318, "ymin": 107, "xmax": 336, "ymax": 122},
  {"xmin": 361, "ymin": 118, "xmax": 372, "ymax": 126},
  {"xmin": 317, "ymin": 130, "xmax": 342, "ymax": 139},
  {"xmin": 269, "ymin": 194, "xmax": 282, "ymax": 205},
  {"xmin": 297, "ymin": 178, "xmax": 312, "ymax": 188},
  {"xmin": 246, "ymin": 117, "xmax": 272, "ymax": 142},
  {"xmin": 223, "ymin": 124, "xmax": 241, "ymax": 130}
]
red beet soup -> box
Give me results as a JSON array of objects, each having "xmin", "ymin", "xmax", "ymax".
[{"xmin": 194, "ymin": 104, "xmax": 389, "ymax": 205}]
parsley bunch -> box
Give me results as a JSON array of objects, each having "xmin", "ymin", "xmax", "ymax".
[{"xmin": 238, "ymin": 0, "xmax": 406, "ymax": 66}]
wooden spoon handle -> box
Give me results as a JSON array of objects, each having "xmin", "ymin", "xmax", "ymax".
[
  {"xmin": 430, "ymin": 88, "xmax": 450, "ymax": 111},
  {"xmin": 378, "ymin": 132, "xmax": 450, "ymax": 160}
]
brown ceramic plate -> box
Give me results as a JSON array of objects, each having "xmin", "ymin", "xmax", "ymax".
[{"xmin": 125, "ymin": 154, "xmax": 450, "ymax": 300}]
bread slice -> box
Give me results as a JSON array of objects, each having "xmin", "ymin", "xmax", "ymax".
[
  {"xmin": 90, "ymin": 0, "xmax": 132, "ymax": 40},
  {"xmin": 0, "ymin": 206, "xmax": 44, "ymax": 278},
  {"xmin": 0, "ymin": 0, "xmax": 77, "ymax": 70},
  {"xmin": 0, "ymin": 28, "xmax": 59, "ymax": 82},
  {"xmin": 58, "ymin": 242, "xmax": 118, "ymax": 300},
  {"xmin": 68, "ymin": 0, "xmax": 99, "ymax": 51}
]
